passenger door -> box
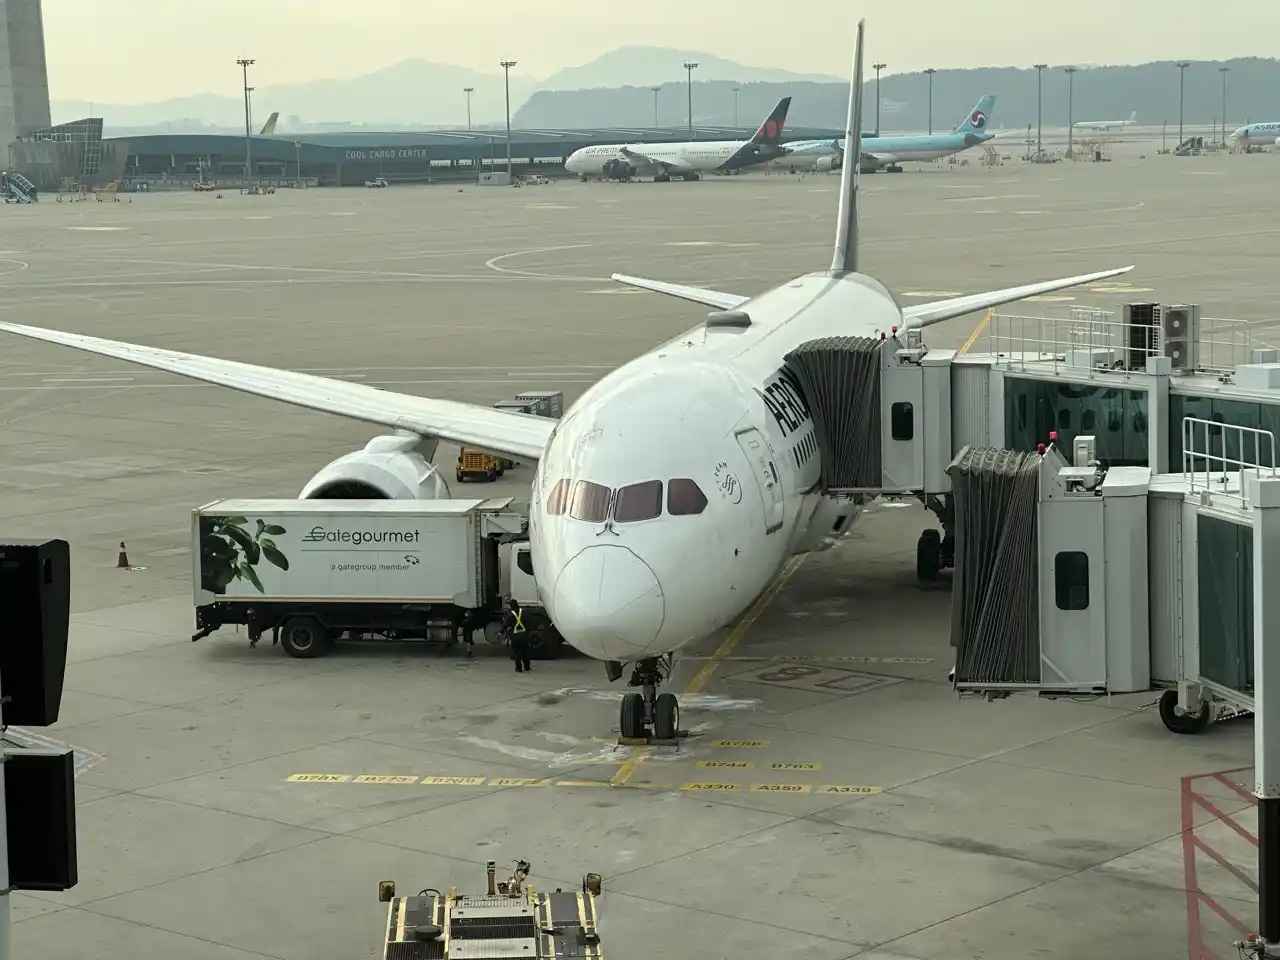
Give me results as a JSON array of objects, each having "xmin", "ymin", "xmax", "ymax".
[{"xmin": 736, "ymin": 427, "xmax": 785, "ymax": 534}]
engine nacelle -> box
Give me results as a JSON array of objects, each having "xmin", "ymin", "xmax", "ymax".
[
  {"xmin": 602, "ymin": 158, "xmax": 635, "ymax": 180},
  {"xmin": 300, "ymin": 434, "xmax": 451, "ymax": 500},
  {"xmin": 815, "ymin": 155, "xmax": 842, "ymax": 173}
]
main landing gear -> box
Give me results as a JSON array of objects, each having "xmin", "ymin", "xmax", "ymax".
[
  {"xmin": 607, "ymin": 655, "xmax": 684, "ymax": 742},
  {"xmin": 916, "ymin": 493, "xmax": 956, "ymax": 583}
]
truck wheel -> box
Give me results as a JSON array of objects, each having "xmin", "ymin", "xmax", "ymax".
[
  {"xmin": 528, "ymin": 626, "xmax": 564, "ymax": 660},
  {"xmin": 280, "ymin": 616, "xmax": 331, "ymax": 658}
]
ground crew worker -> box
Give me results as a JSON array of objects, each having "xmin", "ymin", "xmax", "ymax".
[{"xmin": 503, "ymin": 599, "xmax": 531, "ymax": 673}]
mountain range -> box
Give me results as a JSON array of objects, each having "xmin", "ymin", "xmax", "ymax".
[
  {"xmin": 514, "ymin": 57, "xmax": 1280, "ymax": 132},
  {"xmin": 54, "ymin": 51, "xmax": 1280, "ymax": 137},
  {"xmin": 51, "ymin": 47, "xmax": 841, "ymax": 135}
]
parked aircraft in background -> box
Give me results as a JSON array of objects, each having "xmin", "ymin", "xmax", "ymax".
[
  {"xmin": 0, "ymin": 23, "xmax": 1132, "ymax": 742},
  {"xmin": 782, "ymin": 95, "xmax": 997, "ymax": 173},
  {"xmin": 1074, "ymin": 111, "xmax": 1137, "ymax": 131},
  {"xmin": 259, "ymin": 112, "xmax": 280, "ymax": 136},
  {"xmin": 1230, "ymin": 121, "xmax": 1280, "ymax": 144},
  {"xmin": 564, "ymin": 98, "xmax": 791, "ymax": 181}
]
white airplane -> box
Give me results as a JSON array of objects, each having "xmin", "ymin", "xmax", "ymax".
[
  {"xmin": 564, "ymin": 97, "xmax": 792, "ymax": 182},
  {"xmin": 1074, "ymin": 111, "xmax": 1137, "ymax": 132},
  {"xmin": 0, "ymin": 20, "xmax": 1132, "ymax": 742}
]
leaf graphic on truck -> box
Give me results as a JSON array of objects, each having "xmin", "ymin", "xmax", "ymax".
[{"xmin": 200, "ymin": 516, "xmax": 290, "ymax": 595}]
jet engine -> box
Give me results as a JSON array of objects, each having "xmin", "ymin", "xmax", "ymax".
[
  {"xmin": 814, "ymin": 155, "xmax": 842, "ymax": 173},
  {"xmin": 299, "ymin": 434, "xmax": 452, "ymax": 500},
  {"xmin": 601, "ymin": 158, "xmax": 635, "ymax": 181}
]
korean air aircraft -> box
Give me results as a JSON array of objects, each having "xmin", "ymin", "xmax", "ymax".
[
  {"xmin": 564, "ymin": 97, "xmax": 791, "ymax": 182},
  {"xmin": 0, "ymin": 22, "xmax": 1131, "ymax": 743},
  {"xmin": 1230, "ymin": 121, "xmax": 1280, "ymax": 144},
  {"xmin": 784, "ymin": 95, "xmax": 997, "ymax": 173}
]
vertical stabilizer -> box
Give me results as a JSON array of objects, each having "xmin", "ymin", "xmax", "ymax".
[{"xmin": 830, "ymin": 19, "xmax": 866, "ymax": 275}]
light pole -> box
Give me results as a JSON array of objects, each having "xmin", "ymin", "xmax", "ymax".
[
  {"xmin": 924, "ymin": 68, "xmax": 936, "ymax": 134},
  {"xmin": 463, "ymin": 87, "xmax": 474, "ymax": 131},
  {"xmin": 1176, "ymin": 61, "xmax": 1191, "ymax": 149},
  {"xmin": 683, "ymin": 61, "xmax": 698, "ymax": 138},
  {"xmin": 500, "ymin": 60, "xmax": 517, "ymax": 178},
  {"xmin": 1064, "ymin": 65, "xmax": 1078, "ymax": 157},
  {"xmin": 236, "ymin": 58, "xmax": 254, "ymax": 182},
  {"xmin": 873, "ymin": 62, "xmax": 886, "ymax": 135},
  {"xmin": 1219, "ymin": 66, "xmax": 1230, "ymax": 145},
  {"xmin": 732, "ymin": 85, "xmax": 740, "ymax": 127},
  {"xmin": 293, "ymin": 140, "xmax": 301, "ymax": 183},
  {"xmin": 1033, "ymin": 64, "xmax": 1048, "ymax": 159},
  {"xmin": 247, "ymin": 87, "xmax": 255, "ymax": 134},
  {"xmin": 651, "ymin": 87, "xmax": 660, "ymax": 126}
]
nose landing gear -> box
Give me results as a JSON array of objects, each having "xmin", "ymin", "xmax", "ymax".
[{"xmin": 614, "ymin": 655, "xmax": 685, "ymax": 743}]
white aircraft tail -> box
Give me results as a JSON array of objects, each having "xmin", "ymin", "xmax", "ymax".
[{"xmin": 829, "ymin": 19, "xmax": 866, "ymax": 275}]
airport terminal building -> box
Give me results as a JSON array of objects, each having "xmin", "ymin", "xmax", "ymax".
[{"xmin": 9, "ymin": 121, "xmax": 849, "ymax": 191}]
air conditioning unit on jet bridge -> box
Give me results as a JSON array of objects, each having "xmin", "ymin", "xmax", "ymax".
[{"xmin": 784, "ymin": 329, "xmax": 955, "ymax": 496}]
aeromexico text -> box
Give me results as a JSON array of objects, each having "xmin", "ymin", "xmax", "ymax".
[
  {"xmin": 301, "ymin": 527, "xmax": 421, "ymax": 546},
  {"xmin": 762, "ymin": 368, "xmax": 812, "ymax": 438}
]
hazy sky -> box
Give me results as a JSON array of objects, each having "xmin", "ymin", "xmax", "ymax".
[{"xmin": 44, "ymin": 0, "xmax": 1280, "ymax": 102}]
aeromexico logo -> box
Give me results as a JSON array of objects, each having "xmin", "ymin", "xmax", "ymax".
[
  {"xmin": 761, "ymin": 367, "xmax": 811, "ymax": 438},
  {"xmin": 301, "ymin": 526, "xmax": 422, "ymax": 546}
]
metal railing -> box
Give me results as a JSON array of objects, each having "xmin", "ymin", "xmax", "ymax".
[
  {"xmin": 989, "ymin": 307, "xmax": 1160, "ymax": 375},
  {"xmin": 1198, "ymin": 316, "xmax": 1271, "ymax": 375},
  {"xmin": 1181, "ymin": 416, "xmax": 1278, "ymax": 507}
]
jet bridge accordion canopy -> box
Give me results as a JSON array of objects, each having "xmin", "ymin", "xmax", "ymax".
[
  {"xmin": 947, "ymin": 445, "xmax": 1041, "ymax": 684},
  {"xmin": 783, "ymin": 336, "xmax": 882, "ymax": 493}
]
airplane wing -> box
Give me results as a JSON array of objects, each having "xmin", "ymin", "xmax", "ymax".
[
  {"xmin": 611, "ymin": 274, "xmax": 749, "ymax": 311},
  {"xmin": 620, "ymin": 146, "xmax": 683, "ymax": 172},
  {"xmin": 902, "ymin": 266, "xmax": 1135, "ymax": 330},
  {"xmin": 0, "ymin": 322, "xmax": 556, "ymax": 462}
]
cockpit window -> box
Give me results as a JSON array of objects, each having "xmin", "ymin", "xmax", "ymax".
[
  {"xmin": 614, "ymin": 481, "xmax": 663, "ymax": 523},
  {"xmin": 545, "ymin": 479, "xmax": 571, "ymax": 516},
  {"xmin": 668, "ymin": 478, "xmax": 708, "ymax": 516},
  {"xmin": 569, "ymin": 480, "xmax": 612, "ymax": 523}
]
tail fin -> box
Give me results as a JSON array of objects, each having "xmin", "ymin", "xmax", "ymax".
[
  {"xmin": 953, "ymin": 95, "xmax": 996, "ymax": 136},
  {"xmin": 829, "ymin": 19, "xmax": 865, "ymax": 275},
  {"xmin": 750, "ymin": 97, "xmax": 792, "ymax": 145},
  {"xmin": 259, "ymin": 111, "xmax": 279, "ymax": 135},
  {"xmin": 1129, "ymin": 110, "xmax": 1137, "ymax": 122}
]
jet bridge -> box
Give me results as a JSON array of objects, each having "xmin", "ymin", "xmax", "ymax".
[
  {"xmin": 946, "ymin": 419, "xmax": 1280, "ymax": 739},
  {"xmin": 785, "ymin": 328, "xmax": 956, "ymax": 578}
]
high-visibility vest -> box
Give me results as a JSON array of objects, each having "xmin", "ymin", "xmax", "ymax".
[{"xmin": 512, "ymin": 609, "xmax": 526, "ymax": 634}]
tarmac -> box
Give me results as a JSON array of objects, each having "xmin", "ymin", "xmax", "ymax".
[{"xmin": 0, "ymin": 144, "xmax": 1274, "ymax": 959}]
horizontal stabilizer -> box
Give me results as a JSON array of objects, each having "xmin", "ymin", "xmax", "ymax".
[
  {"xmin": 611, "ymin": 274, "xmax": 749, "ymax": 311},
  {"xmin": 901, "ymin": 266, "xmax": 1135, "ymax": 330},
  {"xmin": 0, "ymin": 322, "xmax": 554, "ymax": 462}
]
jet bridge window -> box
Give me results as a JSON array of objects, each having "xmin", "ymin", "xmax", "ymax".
[
  {"xmin": 667, "ymin": 478, "xmax": 708, "ymax": 516},
  {"xmin": 890, "ymin": 402, "xmax": 914, "ymax": 441},
  {"xmin": 1054, "ymin": 551, "xmax": 1090, "ymax": 610},
  {"xmin": 545, "ymin": 479, "xmax": 572, "ymax": 516},
  {"xmin": 569, "ymin": 481, "xmax": 613, "ymax": 523},
  {"xmin": 614, "ymin": 481, "xmax": 663, "ymax": 523}
]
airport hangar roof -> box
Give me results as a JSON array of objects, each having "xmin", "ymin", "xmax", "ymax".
[{"xmin": 112, "ymin": 125, "xmax": 848, "ymax": 163}]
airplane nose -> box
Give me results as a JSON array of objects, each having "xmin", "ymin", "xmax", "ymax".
[{"xmin": 551, "ymin": 545, "xmax": 665, "ymax": 660}]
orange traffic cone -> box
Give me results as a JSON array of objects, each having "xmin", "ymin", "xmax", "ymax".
[{"xmin": 117, "ymin": 542, "xmax": 129, "ymax": 569}]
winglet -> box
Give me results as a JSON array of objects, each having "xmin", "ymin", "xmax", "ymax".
[{"xmin": 830, "ymin": 19, "xmax": 866, "ymax": 275}]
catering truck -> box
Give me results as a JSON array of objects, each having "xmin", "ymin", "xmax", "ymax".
[{"xmin": 190, "ymin": 498, "xmax": 562, "ymax": 659}]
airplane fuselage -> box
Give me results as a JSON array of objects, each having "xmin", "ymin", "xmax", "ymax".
[
  {"xmin": 784, "ymin": 131, "xmax": 994, "ymax": 169},
  {"xmin": 527, "ymin": 272, "xmax": 899, "ymax": 663},
  {"xmin": 564, "ymin": 139, "xmax": 782, "ymax": 178}
]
